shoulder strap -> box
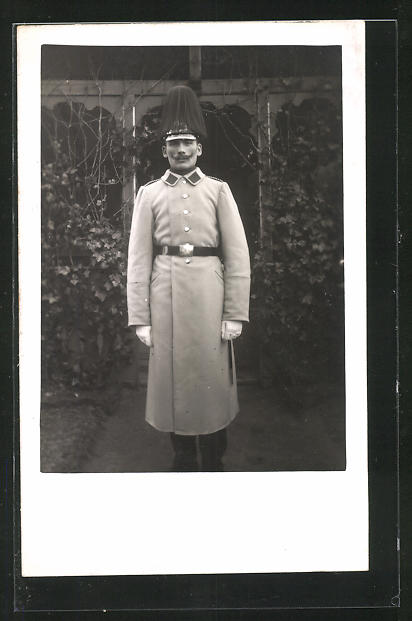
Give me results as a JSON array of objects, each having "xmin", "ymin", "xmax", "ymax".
[
  {"xmin": 207, "ymin": 175, "xmax": 224, "ymax": 183},
  {"xmin": 144, "ymin": 178, "xmax": 160, "ymax": 187}
]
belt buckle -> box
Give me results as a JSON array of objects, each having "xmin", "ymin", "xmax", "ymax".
[{"xmin": 179, "ymin": 243, "xmax": 194, "ymax": 257}]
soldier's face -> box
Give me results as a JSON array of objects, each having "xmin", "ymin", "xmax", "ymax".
[{"xmin": 162, "ymin": 139, "xmax": 202, "ymax": 173}]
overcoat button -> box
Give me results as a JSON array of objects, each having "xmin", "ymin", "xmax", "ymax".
[
  {"xmin": 184, "ymin": 226, "xmax": 190, "ymax": 232},
  {"xmin": 183, "ymin": 209, "xmax": 189, "ymax": 214},
  {"xmin": 182, "ymin": 193, "xmax": 189, "ymax": 199},
  {"xmin": 185, "ymin": 258, "xmax": 191, "ymax": 264},
  {"xmin": 182, "ymin": 179, "xmax": 187, "ymax": 184}
]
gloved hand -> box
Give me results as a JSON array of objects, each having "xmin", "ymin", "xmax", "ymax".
[
  {"xmin": 136, "ymin": 325, "xmax": 153, "ymax": 348},
  {"xmin": 221, "ymin": 320, "xmax": 242, "ymax": 341}
]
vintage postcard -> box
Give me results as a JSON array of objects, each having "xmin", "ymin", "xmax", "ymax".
[{"xmin": 17, "ymin": 21, "xmax": 368, "ymax": 580}]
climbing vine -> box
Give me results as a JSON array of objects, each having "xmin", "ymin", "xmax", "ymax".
[
  {"xmin": 251, "ymin": 98, "xmax": 344, "ymax": 394},
  {"xmin": 41, "ymin": 93, "xmax": 344, "ymax": 397},
  {"xmin": 41, "ymin": 103, "xmax": 133, "ymax": 388},
  {"xmin": 131, "ymin": 96, "xmax": 344, "ymax": 394}
]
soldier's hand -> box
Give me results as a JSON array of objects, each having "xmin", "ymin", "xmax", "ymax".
[
  {"xmin": 221, "ymin": 320, "xmax": 242, "ymax": 341},
  {"xmin": 136, "ymin": 325, "xmax": 153, "ymax": 347}
]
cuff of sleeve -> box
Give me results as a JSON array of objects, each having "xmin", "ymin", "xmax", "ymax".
[
  {"xmin": 223, "ymin": 277, "xmax": 250, "ymax": 322},
  {"xmin": 222, "ymin": 313, "xmax": 249, "ymax": 323},
  {"xmin": 127, "ymin": 282, "xmax": 151, "ymax": 326}
]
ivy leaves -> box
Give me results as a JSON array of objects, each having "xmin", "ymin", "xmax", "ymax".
[
  {"xmin": 41, "ymin": 118, "xmax": 131, "ymax": 388},
  {"xmin": 251, "ymin": 98, "xmax": 344, "ymax": 390}
]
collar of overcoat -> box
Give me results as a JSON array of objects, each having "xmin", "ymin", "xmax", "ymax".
[{"xmin": 161, "ymin": 167, "xmax": 205, "ymax": 187}]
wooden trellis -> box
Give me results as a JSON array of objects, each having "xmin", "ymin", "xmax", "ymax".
[{"xmin": 41, "ymin": 63, "xmax": 340, "ymax": 385}]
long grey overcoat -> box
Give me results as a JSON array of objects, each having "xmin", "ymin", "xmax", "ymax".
[{"xmin": 127, "ymin": 167, "xmax": 250, "ymax": 435}]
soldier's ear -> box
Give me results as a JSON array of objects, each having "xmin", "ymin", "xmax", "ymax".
[
  {"xmin": 197, "ymin": 142, "xmax": 203, "ymax": 157},
  {"xmin": 162, "ymin": 144, "xmax": 168, "ymax": 158}
]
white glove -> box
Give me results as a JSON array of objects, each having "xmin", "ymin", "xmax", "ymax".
[
  {"xmin": 221, "ymin": 320, "xmax": 242, "ymax": 341},
  {"xmin": 135, "ymin": 325, "xmax": 153, "ymax": 348}
]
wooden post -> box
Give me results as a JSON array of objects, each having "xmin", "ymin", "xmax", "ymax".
[
  {"xmin": 256, "ymin": 80, "xmax": 274, "ymax": 387},
  {"xmin": 256, "ymin": 79, "xmax": 272, "ymax": 251},
  {"xmin": 120, "ymin": 94, "xmax": 141, "ymax": 390},
  {"xmin": 189, "ymin": 46, "xmax": 202, "ymax": 93}
]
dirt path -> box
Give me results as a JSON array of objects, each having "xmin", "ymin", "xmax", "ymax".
[{"xmin": 82, "ymin": 384, "xmax": 345, "ymax": 472}]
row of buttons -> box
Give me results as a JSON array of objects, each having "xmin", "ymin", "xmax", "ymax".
[
  {"xmin": 183, "ymin": 194, "xmax": 190, "ymax": 234},
  {"xmin": 182, "ymin": 182, "xmax": 191, "ymax": 263}
]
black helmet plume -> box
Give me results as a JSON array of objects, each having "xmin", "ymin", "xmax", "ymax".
[{"xmin": 159, "ymin": 85, "xmax": 207, "ymax": 141}]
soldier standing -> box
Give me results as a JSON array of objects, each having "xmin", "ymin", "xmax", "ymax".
[{"xmin": 127, "ymin": 85, "xmax": 250, "ymax": 471}]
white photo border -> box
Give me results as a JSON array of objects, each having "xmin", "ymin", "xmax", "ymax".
[{"xmin": 18, "ymin": 20, "xmax": 367, "ymax": 577}]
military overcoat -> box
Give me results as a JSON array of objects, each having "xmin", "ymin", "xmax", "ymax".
[{"xmin": 127, "ymin": 167, "xmax": 250, "ymax": 435}]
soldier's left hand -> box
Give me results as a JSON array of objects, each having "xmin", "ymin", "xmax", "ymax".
[
  {"xmin": 221, "ymin": 320, "xmax": 242, "ymax": 341},
  {"xmin": 135, "ymin": 325, "xmax": 153, "ymax": 347}
]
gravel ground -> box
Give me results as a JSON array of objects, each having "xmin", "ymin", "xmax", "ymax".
[
  {"xmin": 40, "ymin": 382, "xmax": 345, "ymax": 473},
  {"xmin": 40, "ymin": 393, "xmax": 110, "ymax": 472}
]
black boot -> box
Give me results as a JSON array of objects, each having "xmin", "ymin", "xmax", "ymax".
[
  {"xmin": 198, "ymin": 428, "xmax": 227, "ymax": 472},
  {"xmin": 169, "ymin": 433, "xmax": 198, "ymax": 472}
]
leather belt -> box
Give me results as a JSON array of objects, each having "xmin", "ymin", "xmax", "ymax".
[{"xmin": 154, "ymin": 244, "xmax": 220, "ymax": 258}]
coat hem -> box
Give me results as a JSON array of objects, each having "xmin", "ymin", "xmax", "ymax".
[{"xmin": 146, "ymin": 410, "xmax": 239, "ymax": 436}]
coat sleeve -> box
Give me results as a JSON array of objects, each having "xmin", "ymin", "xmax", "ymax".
[
  {"xmin": 127, "ymin": 185, "xmax": 154, "ymax": 326},
  {"xmin": 217, "ymin": 182, "xmax": 251, "ymax": 322}
]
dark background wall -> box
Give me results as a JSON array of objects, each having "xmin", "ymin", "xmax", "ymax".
[{"xmin": 42, "ymin": 45, "xmax": 342, "ymax": 80}]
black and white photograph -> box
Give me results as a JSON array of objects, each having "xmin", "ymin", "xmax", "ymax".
[
  {"xmin": 18, "ymin": 21, "xmax": 369, "ymax": 579},
  {"xmin": 39, "ymin": 43, "xmax": 345, "ymax": 474}
]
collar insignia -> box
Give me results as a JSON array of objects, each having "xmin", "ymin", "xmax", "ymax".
[
  {"xmin": 164, "ymin": 172, "xmax": 179, "ymax": 186},
  {"xmin": 161, "ymin": 168, "xmax": 204, "ymax": 187},
  {"xmin": 186, "ymin": 170, "xmax": 201, "ymax": 185}
]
